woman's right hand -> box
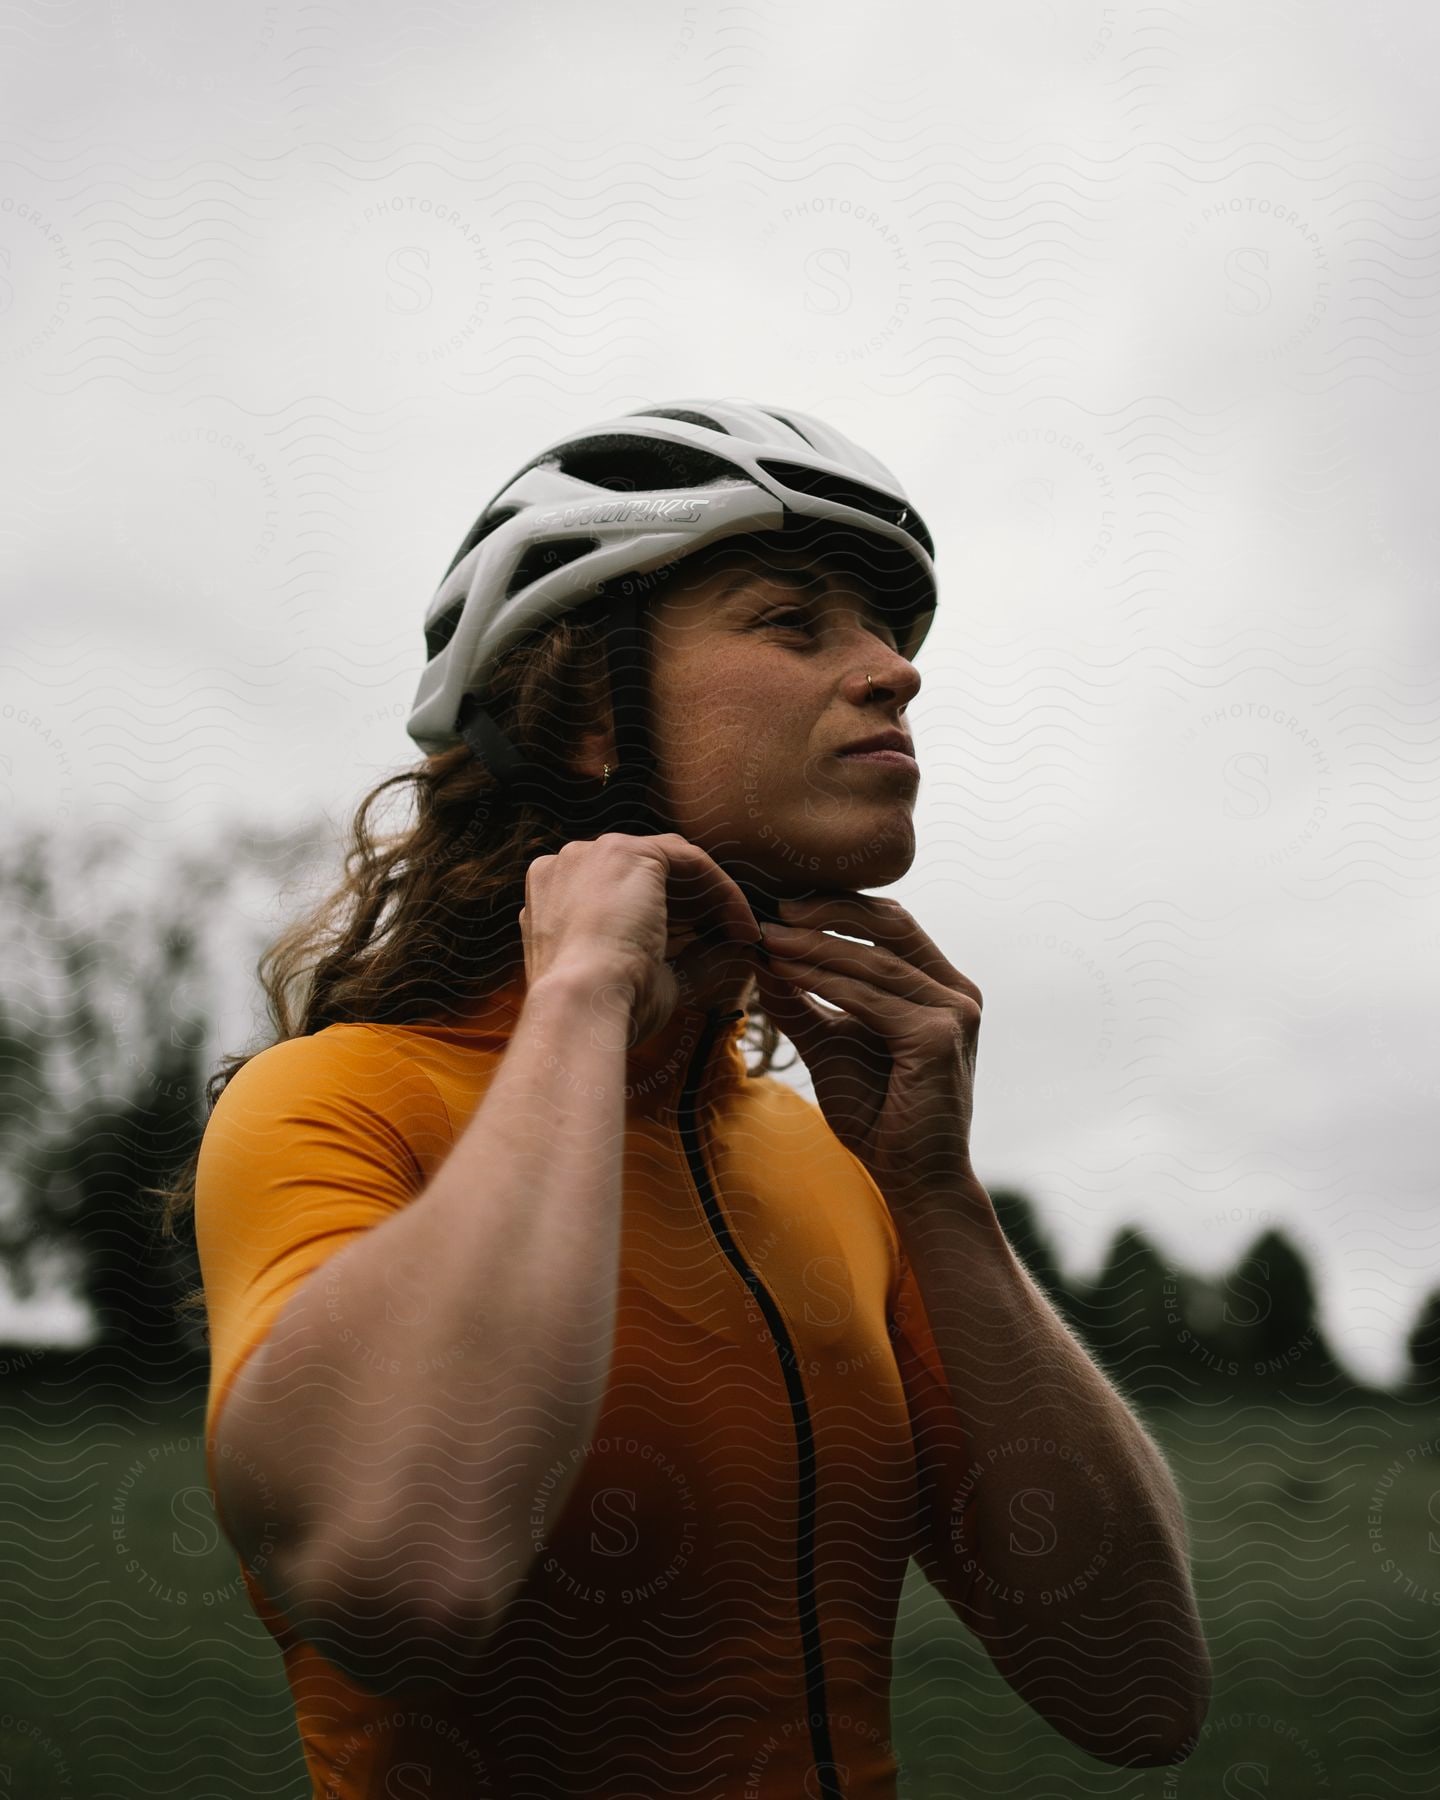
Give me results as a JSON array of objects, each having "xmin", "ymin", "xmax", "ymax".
[{"xmin": 518, "ymin": 832, "xmax": 764, "ymax": 1044}]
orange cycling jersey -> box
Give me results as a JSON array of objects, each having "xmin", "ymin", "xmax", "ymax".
[{"xmin": 196, "ymin": 977, "xmax": 977, "ymax": 1800}]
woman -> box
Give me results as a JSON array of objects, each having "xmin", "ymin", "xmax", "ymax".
[{"xmin": 169, "ymin": 402, "xmax": 1209, "ymax": 1798}]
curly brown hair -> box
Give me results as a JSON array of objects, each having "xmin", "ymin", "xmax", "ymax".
[{"xmin": 152, "ymin": 577, "xmax": 790, "ymax": 1301}]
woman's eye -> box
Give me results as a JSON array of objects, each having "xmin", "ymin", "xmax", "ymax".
[{"xmin": 766, "ymin": 609, "xmax": 813, "ymax": 632}]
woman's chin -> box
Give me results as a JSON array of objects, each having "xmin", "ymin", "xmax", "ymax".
[{"xmin": 749, "ymin": 824, "xmax": 915, "ymax": 893}]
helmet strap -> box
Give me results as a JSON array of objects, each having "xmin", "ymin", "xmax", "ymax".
[
  {"xmin": 456, "ymin": 693, "xmax": 530, "ymax": 791},
  {"xmin": 581, "ymin": 585, "xmax": 669, "ymax": 838}
]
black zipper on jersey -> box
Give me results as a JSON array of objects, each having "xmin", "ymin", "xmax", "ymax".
[{"xmin": 676, "ymin": 1005, "xmax": 844, "ymax": 1800}]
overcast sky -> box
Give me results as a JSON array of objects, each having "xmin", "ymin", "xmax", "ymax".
[{"xmin": 3, "ymin": 2, "xmax": 1438, "ymax": 1383}]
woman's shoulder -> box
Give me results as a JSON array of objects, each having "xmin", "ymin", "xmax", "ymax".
[
  {"xmin": 208, "ymin": 1021, "xmax": 454, "ymax": 1133},
  {"xmin": 196, "ymin": 1026, "xmax": 457, "ymax": 1230},
  {"xmin": 221, "ymin": 1017, "xmax": 420, "ymax": 1076}
]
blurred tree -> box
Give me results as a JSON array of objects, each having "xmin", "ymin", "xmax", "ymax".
[
  {"xmin": 0, "ymin": 825, "xmax": 290, "ymax": 1389},
  {"xmin": 1217, "ymin": 1228, "xmax": 1345, "ymax": 1388},
  {"xmin": 1069, "ymin": 1225, "xmax": 1214, "ymax": 1407},
  {"xmin": 1405, "ymin": 1290, "xmax": 1440, "ymax": 1401}
]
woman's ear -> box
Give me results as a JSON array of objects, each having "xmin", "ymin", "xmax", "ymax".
[{"xmin": 571, "ymin": 725, "xmax": 616, "ymax": 782}]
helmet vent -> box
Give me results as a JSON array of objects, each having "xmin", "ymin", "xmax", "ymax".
[
  {"xmin": 504, "ymin": 535, "xmax": 602, "ymax": 598},
  {"xmin": 639, "ymin": 406, "xmax": 732, "ymax": 435},
  {"xmin": 445, "ymin": 505, "xmax": 522, "ymax": 580},
  {"xmin": 758, "ymin": 458, "xmax": 935, "ymax": 559},
  {"xmin": 760, "ymin": 409, "xmax": 817, "ymax": 448},
  {"xmin": 425, "ymin": 597, "xmax": 465, "ymax": 661},
  {"xmin": 554, "ymin": 433, "xmax": 735, "ymax": 493}
]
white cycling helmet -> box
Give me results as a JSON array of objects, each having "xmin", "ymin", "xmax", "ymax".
[{"xmin": 405, "ymin": 399, "xmax": 937, "ymax": 837}]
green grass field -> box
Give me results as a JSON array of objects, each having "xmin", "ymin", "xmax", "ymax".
[{"xmin": 2, "ymin": 1382, "xmax": 1437, "ymax": 1796}]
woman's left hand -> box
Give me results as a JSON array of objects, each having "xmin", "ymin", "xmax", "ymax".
[{"xmin": 751, "ymin": 893, "xmax": 983, "ymax": 1216}]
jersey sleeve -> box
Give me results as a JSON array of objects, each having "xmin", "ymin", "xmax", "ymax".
[
  {"xmin": 194, "ymin": 1028, "xmax": 453, "ymax": 1449},
  {"xmin": 888, "ymin": 1241, "xmax": 981, "ymax": 1626}
]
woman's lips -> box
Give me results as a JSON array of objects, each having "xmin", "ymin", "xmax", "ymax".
[{"xmin": 836, "ymin": 749, "xmax": 920, "ymax": 776}]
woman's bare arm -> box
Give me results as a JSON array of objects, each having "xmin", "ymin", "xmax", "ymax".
[{"xmin": 212, "ymin": 957, "xmax": 635, "ymax": 1694}]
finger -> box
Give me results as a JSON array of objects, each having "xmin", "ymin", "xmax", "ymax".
[
  {"xmin": 760, "ymin": 953, "xmax": 913, "ymax": 1036},
  {"xmin": 666, "ymin": 922, "xmax": 765, "ymax": 961},
  {"xmin": 773, "ymin": 894, "xmax": 974, "ymax": 995},
  {"xmin": 762, "ymin": 925, "xmax": 946, "ymax": 1005},
  {"xmin": 751, "ymin": 961, "xmax": 835, "ymax": 1048},
  {"xmin": 640, "ymin": 835, "xmax": 763, "ymax": 950},
  {"xmin": 654, "ymin": 835, "xmax": 763, "ymax": 945}
]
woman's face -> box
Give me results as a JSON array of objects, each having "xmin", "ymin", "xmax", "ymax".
[{"xmin": 632, "ymin": 543, "xmax": 925, "ymax": 897}]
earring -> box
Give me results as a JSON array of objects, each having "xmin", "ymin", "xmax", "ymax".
[{"xmin": 602, "ymin": 762, "xmax": 611, "ymax": 786}]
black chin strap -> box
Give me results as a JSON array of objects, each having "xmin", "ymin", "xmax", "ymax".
[{"xmin": 456, "ymin": 587, "xmax": 671, "ymax": 840}]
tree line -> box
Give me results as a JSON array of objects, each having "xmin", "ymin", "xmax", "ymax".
[{"xmin": 1, "ymin": 821, "xmax": 1435, "ymax": 1406}]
